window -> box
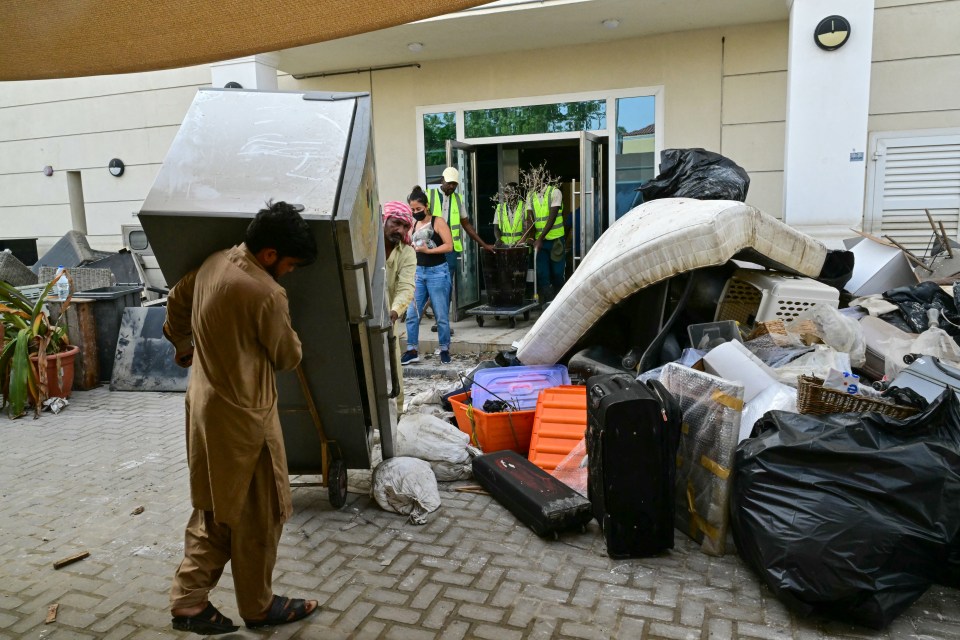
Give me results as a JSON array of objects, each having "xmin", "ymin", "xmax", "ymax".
[
  {"xmin": 422, "ymin": 111, "xmax": 456, "ymax": 185},
  {"xmin": 614, "ymin": 96, "xmax": 656, "ymax": 219},
  {"xmin": 464, "ymin": 100, "xmax": 606, "ymax": 138},
  {"xmin": 128, "ymin": 230, "xmax": 149, "ymax": 251}
]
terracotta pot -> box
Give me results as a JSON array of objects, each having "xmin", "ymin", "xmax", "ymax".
[{"xmin": 29, "ymin": 345, "xmax": 80, "ymax": 400}]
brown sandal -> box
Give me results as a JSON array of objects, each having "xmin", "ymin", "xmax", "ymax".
[
  {"xmin": 171, "ymin": 602, "xmax": 238, "ymax": 635},
  {"xmin": 244, "ymin": 595, "xmax": 318, "ymax": 628}
]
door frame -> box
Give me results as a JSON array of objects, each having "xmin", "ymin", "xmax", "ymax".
[
  {"xmin": 415, "ymin": 86, "xmax": 664, "ymax": 230},
  {"xmin": 445, "ymin": 139, "xmax": 480, "ymax": 320}
]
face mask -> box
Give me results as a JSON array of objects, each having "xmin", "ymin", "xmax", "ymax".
[{"xmin": 412, "ymin": 211, "xmax": 427, "ymax": 221}]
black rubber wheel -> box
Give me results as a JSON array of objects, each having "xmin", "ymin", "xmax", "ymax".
[
  {"xmin": 509, "ymin": 317, "xmax": 517, "ymax": 328},
  {"xmin": 523, "ymin": 311, "xmax": 531, "ymax": 321},
  {"xmin": 476, "ymin": 316, "xmax": 485, "ymax": 327},
  {"xmin": 328, "ymin": 459, "xmax": 348, "ymax": 509}
]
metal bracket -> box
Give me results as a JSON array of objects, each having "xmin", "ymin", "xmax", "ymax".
[{"xmin": 343, "ymin": 260, "xmax": 373, "ymax": 323}]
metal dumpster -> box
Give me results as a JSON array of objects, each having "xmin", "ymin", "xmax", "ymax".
[{"xmin": 138, "ymin": 88, "xmax": 397, "ymax": 478}]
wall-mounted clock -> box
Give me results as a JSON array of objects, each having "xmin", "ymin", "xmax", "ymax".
[{"xmin": 814, "ymin": 15, "xmax": 851, "ymax": 51}]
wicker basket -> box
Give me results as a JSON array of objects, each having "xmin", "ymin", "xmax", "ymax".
[{"xmin": 796, "ymin": 375, "xmax": 920, "ymax": 419}]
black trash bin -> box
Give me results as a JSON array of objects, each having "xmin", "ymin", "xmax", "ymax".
[
  {"xmin": 77, "ymin": 286, "xmax": 143, "ymax": 381},
  {"xmin": 482, "ymin": 247, "xmax": 528, "ymax": 307}
]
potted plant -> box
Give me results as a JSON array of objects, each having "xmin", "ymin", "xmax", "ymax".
[{"xmin": 0, "ymin": 270, "xmax": 78, "ymax": 418}]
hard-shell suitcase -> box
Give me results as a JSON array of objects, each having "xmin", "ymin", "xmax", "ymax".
[
  {"xmin": 890, "ymin": 355, "xmax": 960, "ymax": 403},
  {"xmin": 472, "ymin": 450, "xmax": 593, "ymax": 538},
  {"xmin": 586, "ymin": 373, "xmax": 682, "ymax": 558}
]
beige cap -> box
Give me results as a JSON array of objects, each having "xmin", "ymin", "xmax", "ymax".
[{"xmin": 442, "ymin": 167, "xmax": 460, "ymax": 183}]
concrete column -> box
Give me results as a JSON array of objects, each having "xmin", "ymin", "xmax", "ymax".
[
  {"xmin": 210, "ymin": 53, "xmax": 280, "ymax": 90},
  {"xmin": 783, "ymin": 0, "xmax": 874, "ymax": 247}
]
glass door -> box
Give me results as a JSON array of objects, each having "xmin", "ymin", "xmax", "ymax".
[
  {"xmin": 575, "ymin": 131, "xmax": 605, "ymax": 269},
  {"xmin": 446, "ymin": 140, "xmax": 481, "ymax": 317}
]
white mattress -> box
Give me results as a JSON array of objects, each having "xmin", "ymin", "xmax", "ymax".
[{"xmin": 516, "ymin": 199, "xmax": 830, "ymax": 365}]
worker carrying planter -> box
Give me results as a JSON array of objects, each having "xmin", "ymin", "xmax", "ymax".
[
  {"xmin": 526, "ymin": 173, "xmax": 566, "ymax": 302},
  {"xmin": 429, "ymin": 166, "xmax": 494, "ymax": 283},
  {"xmin": 494, "ymin": 182, "xmax": 531, "ymax": 247}
]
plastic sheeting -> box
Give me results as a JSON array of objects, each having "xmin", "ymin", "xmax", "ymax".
[
  {"xmin": 731, "ymin": 392, "xmax": 960, "ymax": 629},
  {"xmin": 659, "ymin": 363, "xmax": 743, "ymax": 556},
  {"xmin": 550, "ymin": 439, "xmax": 587, "ymax": 496},
  {"xmin": 638, "ymin": 149, "xmax": 750, "ymax": 202}
]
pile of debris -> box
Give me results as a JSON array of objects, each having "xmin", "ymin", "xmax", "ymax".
[{"xmin": 384, "ymin": 195, "xmax": 960, "ymax": 631}]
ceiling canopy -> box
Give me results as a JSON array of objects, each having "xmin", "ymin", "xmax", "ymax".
[{"xmin": 0, "ymin": 0, "xmax": 489, "ymax": 81}]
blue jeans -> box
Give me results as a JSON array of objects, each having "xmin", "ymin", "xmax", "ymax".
[
  {"xmin": 536, "ymin": 238, "xmax": 566, "ymax": 300},
  {"xmin": 406, "ymin": 264, "xmax": 451, "ymax": 352},
  {"xmin": 445, "ymin": 251, "xmax": 459, "ymax": 281}
]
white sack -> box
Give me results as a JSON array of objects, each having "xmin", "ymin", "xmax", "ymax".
[
  {"xmin": 396, "ymin": 413, "xmax": 477, "ymax": 481},
  {"xmin": 372, "ymin": 457, "xmax": 441, "ymax": 525},
  {"xmin": 772, "ymin": 345, "xmax": 851, "ymax": 387}
]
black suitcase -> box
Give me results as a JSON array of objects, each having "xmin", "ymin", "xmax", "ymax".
[
  {"xmin": 586, "ymin": 373, "xmax": 682, "ymax": 558},
  {"xmin": 472, "ymin": 450, "xmax": 593, "ymax": 538}
]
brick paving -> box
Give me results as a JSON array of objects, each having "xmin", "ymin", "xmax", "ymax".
[{"xmin": 1, "ymin": 387, "xmax": 958, "ymax": 639}]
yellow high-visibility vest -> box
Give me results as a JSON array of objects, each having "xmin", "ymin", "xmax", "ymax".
[
  {"xmin": 531, "ymin": 186, "xmax": 564, "ymax": 240},
  {"xmin": 428, "ymin": 189, "xmax": 463, "ymax": 252},
  {"xmin": 495, "ymin": 201, "xmax": 526, "ymax": 244}
]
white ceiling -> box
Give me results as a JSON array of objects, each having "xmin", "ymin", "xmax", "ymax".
[{"xmin": 276, "ymin": 0, "xmax": 789, "ymax": 77}]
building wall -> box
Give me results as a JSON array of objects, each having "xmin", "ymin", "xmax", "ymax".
[
  {"xmin": 869, "ymin": 0, "xmax": 960, "ymax": 133},
  {"xmin": 0, "ymin": 66, "xmax": 211, "ymax": 253},
  {"xmin": 2, "ymin": 2, "xmax": 955, "ymax": 257},
  {"xmin": 282, "ymin": 22, "xmax": 790, "ymax": 217}
]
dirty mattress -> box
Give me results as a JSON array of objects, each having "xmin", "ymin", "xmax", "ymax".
[{"xmin": 516, "ymin": 199, "xmax": 829, "ymax": 365}]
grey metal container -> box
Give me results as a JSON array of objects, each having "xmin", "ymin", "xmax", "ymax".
[
  {"xmin": 138, "ymin": 88, "xmax": 396, "ymax": 472},
  {"xmin": 76, "ymin": 285, "xmax": 144, "ymax": 381}
]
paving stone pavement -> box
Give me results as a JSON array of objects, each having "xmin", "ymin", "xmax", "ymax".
[{"xmin": 1, "ymin": 388, "xmax": 958, "ymax": 640}]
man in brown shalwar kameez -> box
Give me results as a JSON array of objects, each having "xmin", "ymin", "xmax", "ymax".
[{"xmin": 164, "ymin": 201, "xmax": 320, "ymax": 634}]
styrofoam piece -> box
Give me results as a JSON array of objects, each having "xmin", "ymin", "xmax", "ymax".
[
  {"xmin": 516, "ymin": 199, "xmax": 830, "ymax": 365},
  {"xmin": 702, "ymin": 340, "xmax": 779, "ymax": 402},
  {"xmin": 843, "ymin": 236, "xmax": 919, "ymax": 296},
  {"xmin": 471, "ymin": 365, "xmax": 570, "ymax": 411}
]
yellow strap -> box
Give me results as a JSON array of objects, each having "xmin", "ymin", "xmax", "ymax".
[
  {"xmin": 699, "ymin": 455, "xmax": 730, "ymax": 480},
  {"xmin": 681, "ymin": 422, "xmax": 689, "ymax": 435},
  {"xmin": 711, "ymin": 390, "xmax": 744, "ymax": 412},
  {"xmin": 465, "ymin": 404, "xmax": 480, "ymax": 448},
  {"xmin": 686, "ymin": 483, "xmax": 720, "ymax": 541}
]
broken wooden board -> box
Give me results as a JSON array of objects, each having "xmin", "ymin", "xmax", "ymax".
[{"xmin": 53, "ymin": 551, "xmax": 89, "ymax": 570}]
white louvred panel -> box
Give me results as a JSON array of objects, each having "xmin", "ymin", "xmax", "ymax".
[{"xmin": 877, "ymin": 137, "xmax": 960, "ymax": 253}]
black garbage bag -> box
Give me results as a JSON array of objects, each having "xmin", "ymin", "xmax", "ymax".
[
  {"xmin": 730, "ymin": 391, "xmax": 960, "ymax": 629},
  {"xmin": 638, "ymin": 148, "xmax": 750, "ymax": 202},
  {"xmin": 883, "ymin": 281, "xmax": 960, "ymax": 335}
]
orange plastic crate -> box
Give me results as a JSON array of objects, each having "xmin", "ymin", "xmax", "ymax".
[
  {"xmin": 528, "ymin": 385, "xmax": 587, "ymax": 471},
  {"xmin": 448, "ymin": 391, "xmax": 535, "ymax": 454}
]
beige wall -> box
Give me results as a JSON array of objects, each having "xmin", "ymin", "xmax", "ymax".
[
  {"xmin": 0, "ymin": 66, "xmax": 211, "ymax": 253},
  {"xmin": 869, "ymin": 0, "xmax": 960, "ymax": 133},
  {"xmin": 283, "ymin": 25, "xmax": 768, "ymax": 210},
  {"xmin": 3, "ymin": 2, "xmax": 954, "ymax": 258},
  {"xmin": 721, "ymin": 22, "xmax": 788, "ymax": 219}
]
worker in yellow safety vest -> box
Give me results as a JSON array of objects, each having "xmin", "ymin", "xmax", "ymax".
[
  {"xmin": 428, "ymin": 167, "xmax": 494, "ymax": 283},
  {"xmin": 493, "ymin": 182, "xmax": 530, "ymax": 247},
  {"xmin": 526, "ymin": 178, "xmax": 566, "ymax": 302}
]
